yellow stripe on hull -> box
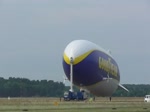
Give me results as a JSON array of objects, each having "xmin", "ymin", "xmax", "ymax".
[{"xmin": 63, "ymin": 50, "xmax": 94, "ymax": 65}]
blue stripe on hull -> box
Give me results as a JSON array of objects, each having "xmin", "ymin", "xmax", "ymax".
[{"xmin": 63, "ymin": 50, "xmax": 120, "ymax": 86}]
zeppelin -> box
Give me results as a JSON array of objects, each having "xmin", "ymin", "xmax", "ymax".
[{"xmin": 63, "ymin": 40, "xmax": 128, "ymax": 96}]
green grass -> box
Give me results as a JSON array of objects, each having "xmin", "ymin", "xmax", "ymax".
[{"xmin": 0, "ymin": 97, "xmax": 149, "ymax": 112}]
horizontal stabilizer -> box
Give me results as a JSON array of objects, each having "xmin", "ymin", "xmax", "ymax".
[{"xmin": 119, "ymin": 84, "xmax": 129, "ymax": 92}]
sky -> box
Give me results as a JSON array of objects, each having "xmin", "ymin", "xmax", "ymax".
[{"xmin": 0, "ymin": 0, "xmax": 150, "ymax": 84}]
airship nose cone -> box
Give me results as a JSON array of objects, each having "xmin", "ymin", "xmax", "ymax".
[{"xmin": 63, "ymin": 40, "xmax": 99, "ymax": 65}]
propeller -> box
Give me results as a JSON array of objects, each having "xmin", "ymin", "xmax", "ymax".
[{"xmin": 102, "ymin": 73, "xmax": 112, "ymax": 83}]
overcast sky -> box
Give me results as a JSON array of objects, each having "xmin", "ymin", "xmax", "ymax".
[{"xmin": 0, "ymin": 0, "xmax": 150, "ymax": 84}]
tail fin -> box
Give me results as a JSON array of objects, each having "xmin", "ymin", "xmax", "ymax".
[{"xmin": 118, "ymin": 84, "xmax": 129, "ymax": 92}]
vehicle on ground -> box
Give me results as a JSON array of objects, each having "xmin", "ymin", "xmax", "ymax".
[{"xmin": 144, "ymin": 95, "xmax": 150, "ymax": 102}]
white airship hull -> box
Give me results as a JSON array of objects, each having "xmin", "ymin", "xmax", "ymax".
[{"xmin": 63, "ymin": 40, "xmax": 127, "ymax": 96}]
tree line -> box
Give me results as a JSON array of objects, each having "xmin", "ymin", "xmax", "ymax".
[
  {"xmin": 0, "ymin": 77, "xmax": 150, "ymax": 97},
  {"xmin": 0, "ymin": 77, "xmax": 66, "ymax": 97},
  {"xmin": 113, "ymin": 84, "xmax": 150, "ymax": 97}
]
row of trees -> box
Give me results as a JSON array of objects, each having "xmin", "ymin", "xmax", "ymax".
[
  {"xmin": 0, "ymin": 77, "xmax": 150, "ymax": 97},
  {"xmin": 0, "ymin": 77, "xmax": 66, "ymax": 97},
  {"xmin": 113, "ymin": 84, "xmax": 150, "ymax": 97}
]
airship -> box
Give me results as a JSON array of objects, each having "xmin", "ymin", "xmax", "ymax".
[{"xmin": 63, "ymin": 40, "xmax": 128, "ymax": 97}]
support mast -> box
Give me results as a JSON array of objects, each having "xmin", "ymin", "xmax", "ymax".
[{"xmin": 70, "ymin": 57, "xmax": 74, "ymax": 92}]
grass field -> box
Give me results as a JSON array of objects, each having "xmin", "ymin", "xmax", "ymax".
[{"xmin": 0, "ymin": 97, "xmax": 149, "ymax": 112}]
